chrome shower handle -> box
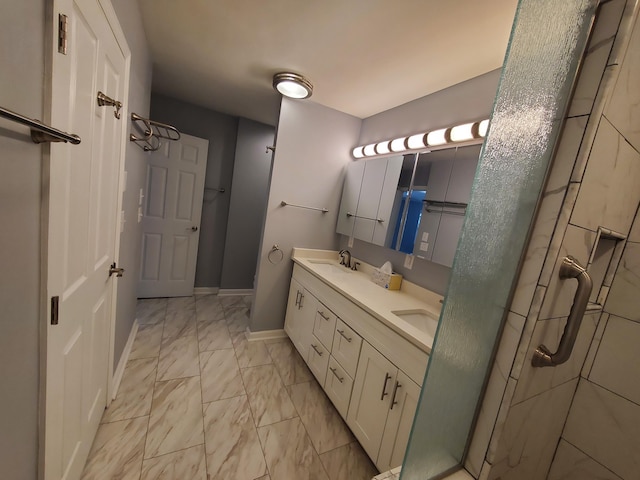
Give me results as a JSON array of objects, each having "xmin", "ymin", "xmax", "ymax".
[{"xmin": 532, "ymin": 256, "xmax": 593, "ymax": 368}]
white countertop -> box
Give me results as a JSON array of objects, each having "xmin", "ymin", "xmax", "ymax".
[{"xmin": 291, "ymin": 248, "xmax": 443, "ymax": 353}]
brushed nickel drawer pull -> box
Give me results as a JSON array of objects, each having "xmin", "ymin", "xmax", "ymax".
[
  {"xmin": 380, "ymin": 373, "xmax": 391, "ymax": 400},
  {"xmin": 318, "ymin": 311, "xmax": 330, "ymax": 320},
  {"xmin": 337, "ymin": 329, "xmax": 352, "ymax": 343},
  {"xmin": 390, "ymin": 381, "xmax": 402, "ymax": 410},
  {"xmin": 311, "ymin": 344, "xmax": 323, "ymax": 357},
  {"xmin": 329, "ymin": 366, "xmax": 344, "ymax": 383}
]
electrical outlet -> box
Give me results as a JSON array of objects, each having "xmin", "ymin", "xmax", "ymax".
[
  {"xmin": 404, "ymin": 254, "xmax": 414, "ymax": 269},
  {"xmin": 348, "ymin": 236, "xmax": 354, "ymax": 248},
  {"xmin": 419, "ymin": 242, "xmax": 429, "ymax": 252},
  {"xmin": 422, "ymin": 232, "xmax": 429, "ymax": 242}
]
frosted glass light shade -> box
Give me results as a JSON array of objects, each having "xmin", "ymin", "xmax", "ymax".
[
  {"xmin": 390, "ymin": 137, "xmax": 407, "ymax": 152},
  {"xmin": 450, "ymin": 123, "xmax": 475, "ymax": 142},
  {"xmin": 272, "ymin": 72, "xmax": 313, "ymax": 99},
  {"xmin": 363, "ymin": 143, "xmax": 377, "ymax": 156},
  {"xmin": 426, "ymin": 128, "xmax": 448, "ymax": 146},
  {"xmin": 478, "ymin": 119, "xmax": 490, "ymax": 137},
  {"xmin": 353, "ymin": 146, "xmax": 365, "ymax": 158},
  {"xmin": 375, "ymin": 141, "xmax": 391, "ymax": 154},
  {"xmin": 407, "ymin": 133, "xmax": 428, "ymax": 149}
]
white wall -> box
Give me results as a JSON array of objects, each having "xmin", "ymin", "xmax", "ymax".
[
  {"xmin": 251, "ymin": 98, "xmax": 361, "ymax": 332},
  {"xmin": 111, "ymin": 0, "xmax": 153, "ymax": 369},
  {"xmin": 0, "ymin": 1, "xmax": 44, "ymax": 478},
  {"xmin": 220, "ymin": 118, "xmax": 275, "ymax": 290}
]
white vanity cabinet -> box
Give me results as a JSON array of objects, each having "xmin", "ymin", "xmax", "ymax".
[{"xmin": 284, "ymin": 262, "xmax": 430, "ymax": 472}]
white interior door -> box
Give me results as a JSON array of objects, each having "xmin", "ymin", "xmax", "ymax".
[
  {"xmin": 45, "ymin": 0, "xmax": 128, "ymax": 479},
  {"xmin": 138, "ymin": 134, "xmax": 209, "ymax": 298}
]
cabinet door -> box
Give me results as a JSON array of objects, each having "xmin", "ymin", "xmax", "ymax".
[
  {"xmin": 308, "ymin": 336, "xmax": 329, "ymax": 386},
  {"xmin": 284, "ymin": 277, "xmax": 304, "ymax": 354},
  {"xmin": 346, "ymin": 342, "xmax": 397, "ymax": 463},
  {"xmin": 425, "ymin": 149, "xmax": 455, "ymax": 201},
  {"xmin": 377, "ymin": 370, "xmax": 421, "ymax": 472},
  {"xmin": 295, "ymin": 288, "xmax": 319, "ymax": 360},
  {"xmin": 413, "ymin": 210, "xmax": 441, "ymax": 261},
  {"xmin": 353, "ymin": 157, "xmax": 387, "ymax": 242},
  {"xmin": 372, "ymin": 156, "xmax": 404, "ymax": 246},
  {"xmin": 444, "ymin": 144, "xmax": 480, "ymax": 204},
  {"xmin": 337, "ymin": 161, "xmax": 366, "ymax": 236},
  {"xmin": 431, "ymin": 213, "xmax": 465, "ymax": 267}
]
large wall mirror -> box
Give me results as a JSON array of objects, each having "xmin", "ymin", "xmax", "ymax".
[{"xmin": 336, "ymin": 144, "xmax": 482, "ymax": 267}]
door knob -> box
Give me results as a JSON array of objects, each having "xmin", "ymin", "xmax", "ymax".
[
  {"xmin": 191, "ymin": 226, "xmax": 198, "ymax": 232},
  {"xmin": 109, "ymin": 262, "xmax": 125, "ymax": 277}
]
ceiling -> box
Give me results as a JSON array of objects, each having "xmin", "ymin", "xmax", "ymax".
[{"xmin": 138, "ymin": 0, "xmax": 518, "ymax": 126}]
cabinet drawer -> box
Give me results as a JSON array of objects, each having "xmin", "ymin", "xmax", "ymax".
[
  {"xmin": 332, "ymin": 319, "xmax": 362, "ymax": 378},
  {"xmin": 308, "ymin": 336, "xmax": 329, "ymax": 386},
  {"xmin": 325, "ymin": 356, "xmax": 354, "ymax": 419},
  {"xmin": 313, "ymin": 303, "xmax": 336, "ymax": 350}
]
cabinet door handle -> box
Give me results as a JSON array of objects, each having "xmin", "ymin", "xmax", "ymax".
[
  {"xmin": 380, "ymin": 373, "xmax": 391, "ymax": 400},
  {"xmin": 311, "ymin": 344, "xmax": 323, "ymax": 357},
  {"xmin": 299, "ymin": 292, "xmax": 304, "ymax": 309},
  {"xmin": 390, "ymin": 381, "xmax": 402, "ymax": 410},
  {"xmin": 337, "ymin": 329, "xmax": 352, "ymax": 343},
  {"xmin": 318, "ymin": 311, "xmax": 330, "ymax": 321},
  {"xmin": 329, "ymin": 366, "xmax": 344, "ymax": 383},
  {"xmin": 295, "ymin": 290, "xmax": 301, "ymax": 307}
]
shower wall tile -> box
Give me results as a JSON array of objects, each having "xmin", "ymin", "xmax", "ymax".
[
  {"xmin": 487, "ymin": 378, "xmax": 577, "ymax": 480},
  {"xmin": 589, "ymin": 314, "xmax": 640, "ymax": 404},
  {"xmin": 511, "ymin": 286, "xmax": 546, "ymax": 380},
  {"xmin": 605, "ymin": 241, "xmax": 640, "ymax": 322},
  {"xmin": 571, "ymin": 117, "xmax": 640, "ymax": 234},
  {"xmin": 486, "ymin": 377, "xmax": 517, "ymax": 464},
  {"xmin": 539, "ymin": 224, "xmax": 597, "ymax": 320},
  {"xmin": 547, "ymin": 439, "xmax": 623, "ymax": 480},
  {"xmin": 581, "ymin": 312, "xmax": 610, "ymax": 378},
  {"xmin": 564, "ymin": 380, "xmax": 640, "ymax": 480},
  {"xmin": 511, "ymin": 116, "xmax": 588, "ymax": 317},
  {"xmin": 511, "ymin": 312, "xmax": 599, "ymax": 404},
  {"xmin": 604, "ymin": 7, "xmax": 640, "ymax": 151},
  {"xmin": 465, "ymin": 312, "xmax": 525, "ymax": 476},
  {"xmin": 628, "ymin": 208, "xmax": 640, "ymax": 242}
]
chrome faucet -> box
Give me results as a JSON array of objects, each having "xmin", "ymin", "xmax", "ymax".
[{"xmin": 339, "ymin": 249, "xmax": 351, "ymax": 269}]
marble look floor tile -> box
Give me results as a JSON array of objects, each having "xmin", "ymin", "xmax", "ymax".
[
  {"xmin": 156, "ymin": 334, "xmax": 200, "ymax": 381},
  {"xmin": 197, "ymin": 318, "xmax": 233, "ymax": 351},
  {"xmin": 145, "ymin": 376, "xmax": 204, "ymax": 459},
  {"xmin": 226, "ymin": 307, "xmax": 251, "ymax": 333},
  {"xmin": 241, "ymin": 364, "xmax": 297, "ymax": 427},
  {"xmin": 102, "ymin": 357, "xmax": 157, "ymax": 423},
  {"xmin": 203, "ymin": 395, "xmax": 267, "ymax": 480},
  {"xmin": 195, "ymin": 295, "xmax": 226, "ymax": 323},
  {"xmin": 257, "ymin": 417, "xmax": 329, "ymax": 480},
  {"xmin": 288, "ymin": 381, "xmax": 353, "ymax": 454},
  {"xmin": 140, "ymin": 444, "xmax": 207, "ymax": 480},
  {"xmin": 137, "ymin": 298, "xmax": 167, "ymax": 325},
  {"xmin": 232, "ymin": 331, "xmax": 272, "ymax": 368},
  {"xmin": 200, "ymin": 349, "xmax": 245, "ymax": 403},
  {"xmin": 163, "ymin": 310, "xmax": 196, "ymax": 341},
  {"xmin": 81, "ymin": 416, "xmax": 148, "ymax": 480},
  {"xmin": 254, "ymin": 476, "xmax": 270, "ymax": 480},
  {"xmin": 220, "ymin": 295, "xmax": 247, "ymax": 310},
  {"xmin": 266, "ymin": 338, "xmax": 313, "ymax": 386},
  {"xmin": 319, "ymin": 442, "xmax": 378, "ymax": 480},
  {"xmin": 129, "ymin": 323, "xmax": 164, "ymax": 360}
]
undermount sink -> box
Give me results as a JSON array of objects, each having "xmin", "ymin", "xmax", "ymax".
[
  {"xmin": 308, "ymin": 259, "xmax": 352, "ymax": 275},
  {"xmin": 392, "ymin": 309, "xmax": 439, "ymax": 337}
]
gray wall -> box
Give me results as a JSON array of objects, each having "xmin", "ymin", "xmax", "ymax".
[
  {"xmin": 111, "ymin": 0, "xmax": 153, "ymax": 370},
  {"xmin": 150, "ymin": 94, "xmax": 239, "ymax": 288},
  {"xmin": 0, "ymin": 1, "xmax": 44, "ymax": 478},
  {"xmin": 251, "ymin": 98, "xmax": 362, "ymax": 332},
  {"xmin": 342, "ymin": 70, "xmax": 502, "ymax": 296},
  {"xmin": 220, "ymin": 118, "xmax": 275, "ymax": 290}
]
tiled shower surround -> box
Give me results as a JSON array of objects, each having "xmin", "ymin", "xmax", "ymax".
[
  {"xmin": 80, "ymin": 295, "xmax": 377, "ymax": 479},
  {"xmin": 466, "ymin": 0, "xmax": 640, "ymax": 479}
]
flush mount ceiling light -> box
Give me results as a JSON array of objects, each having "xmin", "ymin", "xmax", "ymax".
[{"xmin": 272, "ymin": 72, "xmax": 313, "ymax": 99}]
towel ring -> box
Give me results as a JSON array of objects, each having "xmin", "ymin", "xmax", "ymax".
[{"xmin": 268, "ymin": 244, "xmax": 284, "ymax": 264}]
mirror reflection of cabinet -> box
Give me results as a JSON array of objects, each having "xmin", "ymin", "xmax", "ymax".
[{"xmin": 336, "ymin": 143, "xmax": 482, "ymax": 268}]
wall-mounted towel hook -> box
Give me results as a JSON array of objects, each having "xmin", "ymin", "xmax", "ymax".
[{"xmin": 266, "ymin": 146, "xmax": 275, "ymax": 153}]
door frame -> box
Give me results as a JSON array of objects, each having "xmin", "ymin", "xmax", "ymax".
[{"xmin": 39, "ymin": 1, "xmax": 131, "ymax": 477}]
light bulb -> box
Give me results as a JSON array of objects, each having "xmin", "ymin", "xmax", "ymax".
[
  {"xmin": 375, "ymin": 141, "xmax": 390, "ymax": 154},
  {"xmin": 353, "ymin": 146, "xmax": 365, "ymax": 158},
  {"xmin": 407, "ymin": 133, "xmax": 427, "ymax": 149},
  {"xmin": 426, "ymin": 128, "xmax": 448, "ymax": 146},
  {"xmin": 390, "ymin": 137, "xmax": 407, "ymax": 152},
  {"xmin": 275, "ymin": 81, "xmax": 309, "ymax": 99},
  {"xmin": 478, "ymin": 119, "xmax": 489, "ymax": 137},
  {"xmin": 450, "ymin": 123, "xmax": 475, "ymax": 142},
  {"xmin": 363, "ymin": 144, "xmax": 377, "ymax": 156}
]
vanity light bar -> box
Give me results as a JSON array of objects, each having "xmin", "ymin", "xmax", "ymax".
[{"xmin": 352, "ymin": 119, "xmax": 490, "ymax": 159}]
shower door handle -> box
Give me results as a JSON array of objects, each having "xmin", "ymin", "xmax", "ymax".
[{"xmin": 532, "ymin": 256, "xmax": 592, "ymax": 368}]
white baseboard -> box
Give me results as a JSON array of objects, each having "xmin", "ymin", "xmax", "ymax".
[
  {"xmin": 246, "ymin": 328, "xmax": 287, "ymax": 342},
  {"xmin": 218, "ymin": 288, "xmax": 254, "ymax": 296},
  {"xmin": 111, "ymin": 319, "xmax": 138, "ymax": 400},
  {"xmin": 193, "ymin": 287, "xmax": 219, "ymax": 295}
]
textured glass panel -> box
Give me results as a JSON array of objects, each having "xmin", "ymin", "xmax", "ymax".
[{"xmin": 401, "ymin": 0, "xmax": 597, "ymax": 478}]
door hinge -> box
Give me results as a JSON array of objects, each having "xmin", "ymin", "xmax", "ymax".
[
  {"xmin": 51, "ymin": 296, "xmax": 59, "ymax": 325},
  {"xmin": 58, "ymin": 14, "xmax": 68, "ymax": 55}
]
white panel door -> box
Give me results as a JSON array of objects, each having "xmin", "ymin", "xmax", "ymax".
[
  {"xmin": 46, "ymin": 0, "xmax": 128, "ymax": 478},
  {"xmin": 138, "ymin": 134, "xmax": 208, "ymax": 297}
]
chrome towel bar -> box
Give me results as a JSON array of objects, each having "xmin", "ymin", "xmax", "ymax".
[
  {"xmin": 532, "ymin": 256, "xmax": 593, "ymax": 367},
  {"xmin": 280, "ymin": 201, "xmax": 328, "ymax": 213},
  {"xmin": 0, "ymin": 106, "xmax": 81, "ymax": 145}
]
